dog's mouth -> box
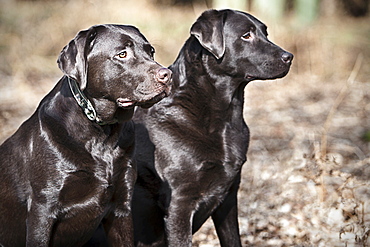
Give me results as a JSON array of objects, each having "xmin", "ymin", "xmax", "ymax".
[
  {"xmin": 116, "ymin": 99, "xmax": 136, "ymax": 108},
  {"xmin": 137, "ymin": 90, "xmax": 169, "ymax": 108},
  {"xmin": 245, "ymin": 67, "xmax": 291, "ymax": 81},
  {"xmin": 116, "ymin": 85, "xmax": 171, "ymax": 109}
]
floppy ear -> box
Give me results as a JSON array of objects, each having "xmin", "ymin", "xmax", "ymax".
[
  {"xmin": 190, "ymin": 9, "xmax": 226, "ymax": 60},
  {"xmin": 57, "ymin": 27, "xmax": 97, "ymax": 90}
]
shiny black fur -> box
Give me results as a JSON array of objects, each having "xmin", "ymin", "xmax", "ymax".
[
  {"xmin": 132, "ymin": 10, "xmax": 293, "ymax": 247},
  {"xmin": 0, "ymin": 24, "xmax": 171, "ymax": 247}
]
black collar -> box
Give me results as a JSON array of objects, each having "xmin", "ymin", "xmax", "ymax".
[{"xmin": 67, "ymin": 77, "xmax": 116, "ymax": 125}]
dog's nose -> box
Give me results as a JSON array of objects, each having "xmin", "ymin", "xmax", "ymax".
[
  {"xmin": 281, "ymin": 52, "xmax": 293, "ymax": 64},
  {"xmin": 156, "ymin": 68, "xmax": 172, "ymax": 85}
]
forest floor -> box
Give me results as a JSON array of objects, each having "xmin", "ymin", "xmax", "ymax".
[{"xmin": 1, "ymin": 1, "xmax": 369, "ymax": 246}]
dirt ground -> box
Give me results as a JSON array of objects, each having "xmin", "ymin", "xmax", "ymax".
[
  {"xmin": 194, "ymin": 71, "xmax": 370, "ymax": 246},
  {"xmin": 0, "ymin": 0, "xmax": 369, "ymax": 246}
]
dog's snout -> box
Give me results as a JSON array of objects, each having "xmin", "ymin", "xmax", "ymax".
[
  {"xmin": 281, "ymin": 52, "xmax": 293, "ymax": 64},
  {"xmin": 156, "ymin": 68, "xmax": 172, "ymax": 84}
]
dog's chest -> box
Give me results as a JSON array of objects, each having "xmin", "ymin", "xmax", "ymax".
[
  {"xmin": 53, "ymin": 137, "xmax": 127, "ymax": 205},
  {"xmin": 86, "ymin": 140, "xmax": 119, "ymax": 177},
  {"xmin": 154, "ymin": 118, "xmax": 248, "ymax": 185},
  {"xmin": 178, "ymin": 117, "xmax": 248, "ymax": 163}
]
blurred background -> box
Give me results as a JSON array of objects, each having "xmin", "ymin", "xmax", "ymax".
[{"xmin": 0, "ymin": 0, "xmax": 369, "ymax": 246}]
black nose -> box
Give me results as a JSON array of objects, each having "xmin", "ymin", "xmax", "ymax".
[
  {"xmin": 156, "ymin": 68, "xmax": 172, "ymax": 84},
  {"xmin": 281, "ymin": 52, "xmax": 293, "ymax": 64}
]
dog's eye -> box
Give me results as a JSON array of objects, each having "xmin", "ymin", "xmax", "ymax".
[
  {"xmin": 150, "ymin": 47, "xmax": 155, "ymax": 57},
  {"xmin": 241, "ymin": 32, "xmax": 252, "ymax": 40},
  {"xmin": 117, "ymin": 51, "xmax": 127, "ymax": 59}
]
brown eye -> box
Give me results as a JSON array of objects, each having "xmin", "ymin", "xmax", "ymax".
[
  {"xmin": 242, "ymin": 32, "xmax": 252, "ymax": 40},
  {"xmin": 117, "ymin": 51, "xmax": 127, "ymax": 59}
]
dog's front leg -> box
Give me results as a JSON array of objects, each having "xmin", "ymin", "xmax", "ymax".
[
  {"xmin": 26, "ymin": 202, "xmax": 55, "ymax": 247},
  {"xmin": 105, "ymin": 212, "xmax": 134, "ymax": 247},
  {"xmin": 211, "ymin": 173, "xmax": 242, "ymax": 247},
  {"xmin": 164, "ymin": 197, "xmax": 194, "ymax": 247},
  {"xmin": 105, "ymin": 161, "xmax": 136, "ymax": 247}
]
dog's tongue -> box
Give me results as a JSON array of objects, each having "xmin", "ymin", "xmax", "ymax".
[{"xmin": 117, "ymin": 98, "xmax": 135, "ymax": 108}]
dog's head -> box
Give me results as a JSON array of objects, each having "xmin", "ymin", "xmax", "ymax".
[
  {"xmin": 190, "ymin": 9, "xmax": 293, "ymax": 82},
  {"xmin": 58, "ymin": 24, "xmax": 172, "ymax": 123}
]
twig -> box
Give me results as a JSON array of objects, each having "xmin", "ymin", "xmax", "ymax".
[{"xmin": 320, "ymin": 54, "xmax": 364, "ymax": 159}]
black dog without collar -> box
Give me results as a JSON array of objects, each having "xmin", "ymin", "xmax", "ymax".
[{"xmin": 132, "ymin": 9, "xmax": 293, "ymax": 247}]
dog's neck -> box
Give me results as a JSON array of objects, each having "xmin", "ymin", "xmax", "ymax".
[
  {"xmin": 67, "ymin": 77, "xmax": 107, "ymax": 125},
  {"xmin": 169, "ymin": 37, "xmax": 247, "ymax": 114},
  {"xmin": 65, "ymin": 76, "xmax": 134, "ymax": 126},
  {"xmin": 41, "ymin": 77, "xmax": 131, "ymax": 140},
  {"xmin": 160, "ymin": 37, "xmax": 249, "ymax": 144}
]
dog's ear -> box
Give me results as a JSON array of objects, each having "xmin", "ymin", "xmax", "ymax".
[
  {"xmin": 190, "ymin": 9, "xmax": 226, "ymax": 59},
  {"xmin": 57, "ymin": 27, "xmax": 97, "ymax": 90}
]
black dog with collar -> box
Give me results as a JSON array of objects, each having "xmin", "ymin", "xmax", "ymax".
[{"xmin": 0, "ymin": 24, "xmax": 171, "ymax": 247}]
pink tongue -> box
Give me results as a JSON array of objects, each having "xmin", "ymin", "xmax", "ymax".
[
  {"xmin": 122, "ymin": 102, "xmax": 134, "ymax": 107},
  {"xmin": 117, "ymin": 98, "xmax": 135, "ymax": 108}
]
